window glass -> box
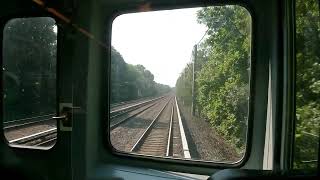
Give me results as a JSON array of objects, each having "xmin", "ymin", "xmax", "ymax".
[
  {"xmin": 2, "ymin": 17, "xmax": 57, "ymax": 148},
  {"xmin": 110, "ymin": 6, "xmax": 251, "ymax": 163},
  {"xmin": 294, "ymin": 0, "xmax": 320, "ymax": 169}
]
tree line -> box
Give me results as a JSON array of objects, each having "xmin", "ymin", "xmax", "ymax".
[
  {"xmin": 176, "ymin": 1, "xmax": 319, "ymax": 169},
  {"xmin": 294, "ymin": 0, "xmax": 319, "ymax": 169},
  {"xmin": 176, "ymin": 6, "xmax": 250, "ymax": 154},
  {"xmin": 2, "ymin": 17, "xmax": 170, "ymax": 122},
  {"xmin": 3, "ymin": 17, "xmax": 57, "ymax": 121},
  {"xmin": 111, "ymin": 47, "xmax": 171, "ymax": 104}
]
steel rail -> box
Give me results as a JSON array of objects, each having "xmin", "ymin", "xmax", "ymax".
[
  {"xmin": 3, "ymin": 114, "xmax": 55, "ymax": 130},
  {"xmin": 110, "ymin": 96, "xmax": 159, "ymax": 108},
  {"xmin": 175, "ymin": 96, "xmax": 191, "ymax": 159},
  {"xmin": 110, "ymin": 96, "xmax": 165, "ymax": 115},
  {"xmin": 110, "ymin": 98, "xmax": 160, "ymax": 119},
  {"xmin": 4, "ymin": 96, "xmax": 165, "ymax": 131},
  {"xmin": 34, "ymin": 136, "xmax": 57, "ymax": 146},
  {"xmin": 166, "ymin": 103, "xmax": 174, "ymax": 157},
  {"xmin": 130, "ymin": 97, "xmax": 172, "ymax": 152},
  {"xmin": 9, "ymin": 128, "xmax": 57, "ymax": 145},
  {"xmin": 110, "ymin": 101, "xmax": 159, "ymax": 130}
]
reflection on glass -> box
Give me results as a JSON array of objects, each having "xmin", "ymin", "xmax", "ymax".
[{"xmin": 3, "ymin": 17, "xmax": 57, "ymax": 148}]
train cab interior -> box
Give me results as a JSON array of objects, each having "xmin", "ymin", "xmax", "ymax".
[{"xmin": 0, "ymin": 0, "xmax": 319, "ymax": 179}]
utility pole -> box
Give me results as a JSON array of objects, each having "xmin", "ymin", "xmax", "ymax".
[{"xmin": 191, "ymin": 45, "xmax": 197, "ymax": 116}]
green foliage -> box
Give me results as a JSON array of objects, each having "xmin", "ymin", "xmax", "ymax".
[
  {"xmin": 2, "ymin": 17, "xmax": 170, "ymax": 121},
  {"xmin": 3, "ymin": 17, "xmax": 57, "ymax": 121},
  {"xmin": 196, "ymin": 6, "xmax": 250, "ymax": 151},
  {"xmin": 294, "ymin": 0, "xmax": 320, "ymax": 169},
  {"xmin": 175, "ymin": 63, "xmax": 193, "ymax": 105},
  {"xmin": 111, "ymin": 47, "xmax": 171, "ymax": 103},
  {"xmin": 176, "ymin": 6, "xmax": 251, "ymax": 152},
  {"xmin": 176, "ymin": 1, "xmax": 320, "ymax": 168}
]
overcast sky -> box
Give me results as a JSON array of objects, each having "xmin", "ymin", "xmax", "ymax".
[{"xmin": 111, "ymin": 8, "xmax": 207, "ymax": 87}]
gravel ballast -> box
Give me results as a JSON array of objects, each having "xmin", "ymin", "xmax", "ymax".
[
  {"xmin": 110, "ymin": 97, "xmax": 171, "ymax": 152},
  {"xmin": 177, "ymin": 100, "xmax": 241, "ymax": 163}
]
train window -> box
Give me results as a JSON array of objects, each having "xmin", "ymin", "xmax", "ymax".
[
  {"xmin": 110, "ymin": 5, "xmax": 251, "ymax": 163},
  {"xmin": 294, "ymin": 0, "xmax": 319, "ymax": 169},
  {"xmin": 2, "ymin": 17, "xmax": 57, "ymax": 148}
]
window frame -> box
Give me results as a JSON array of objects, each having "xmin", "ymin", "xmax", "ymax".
[
  {"xmin": 1, "ymin": 14, "xmax": 60, "ymax": 151},
  {"xmin": 280, "ymin": 0, "xmax": 296, "ymax": 170},
  {"xmin": 105, "ymin": 3, "xmax": 256, "ymax": 169}
]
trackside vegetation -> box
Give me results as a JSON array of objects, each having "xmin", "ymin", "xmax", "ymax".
[
  {"xmin": 176, "ymin": 2, "xmax": 319, "ymax": 169},
  {"xmin": 3, "ymin": 17, "xmax": 57, "ymax": 122},
  {"xmin": 111, "ymin": 47, "xmax": 171, "ymax": 103},
  {"xmin": 294, "ymin": 0, "xmax": 319, "ymax": 169},
  {"xmin": 176, "ymin": 6, "xmax": 251, "ymax": 154}
]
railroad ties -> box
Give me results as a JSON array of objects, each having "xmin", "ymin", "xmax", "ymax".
[
  {"xmin": 5, "ymin": 94, "xmax": 191, "ymax": 157},
  {"xmin": 4, "ymin": 114, "xmax": 57, "ymax": 147},
  {"xmin": 9, "ymin": 128, "xmax": 57, "ymax": 147},
  {"xmin": 111, "ymin": 94, "xmax": 191, "ymax": 159}
]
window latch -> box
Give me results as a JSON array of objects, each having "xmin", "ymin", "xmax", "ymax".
[{"xmin": 53, "ymin": 105, "xmax": 80, "ymax": 131}]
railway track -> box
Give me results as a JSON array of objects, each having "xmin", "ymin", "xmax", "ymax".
[
  {"xmin": 6, "ymin": 94, "xmax": 187, "ymax": 153},
  {"xmin": 110, "ymin": 96, "xmax": 165, "ymax": 118},
  {"xmin": 4, "ymin": 114, "xmax": 57, "ymax": 147},
  {"xmin": 110, "ymin": 96, "xmax": 168, "ymax": 129},
  {"xmin": 6, "ymin": 95, "xmax": 168, "ymax": 147},
  {"xmin": 3, "ymin": 114, "xmax": 55, "ymax": 130},
  {"xmin": 110, "ymin": 95, "xmax": 162, "ymax": 109},
  {"xmin": 9, "ymin": 128, "xmax": 57, "ymax": 147},
  {"xmin": 130, "ymin": 97, "xmax": 172, "ymax": 156},
  {"xmin": 111, "ymin": 95, "xmax": 190, "ymax": 159}
]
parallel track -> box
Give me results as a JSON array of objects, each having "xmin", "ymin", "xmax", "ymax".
[
  {"xmin": 110, "ymin": 96, "xmax": 170, "ymax": 129},
  {"xmin": 6, "ymin": 96, "xmax": 167, "ymax": 147},
  {"xmin": 7, "ymin": 95, "xmax": 182, "ymax": 151},
  {"xmin": 110, "ymin": 101, "xmax": 158, "ymax": 129},
  {"xmin": 5, "ymin": 115, "xmax": 57, "ymax": 147},
  {"xmin": 9, "ymin": 128, "xmax": 57, "ymax": 147},
  {"xmin": 3, "ymin": 114, "xmax": 55, "ymax": 130},
  {"xmin": 110, "ymin": 96, "xmax": 161, "ymax": 109},
  {"xmin": 109, "ymin": 95, "xmax": 188, "ymax": 158},
  {"xmin": 110, "ymin": 96, "xmax": 165, "ymax": 118}
]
